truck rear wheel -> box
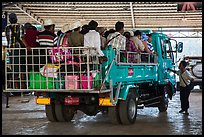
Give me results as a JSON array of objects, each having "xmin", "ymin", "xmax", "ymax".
[
  {"xmin": 55, "ymin": 103, "xmax": 66, "ymax": 122},
  {"xmin": 118, "ymin": 91, "xmax": 137, "ymax": 125},
  {"xmin": 108, "ymin": 105, "xmax": 121, "ymax": 124},
  {"xmin": 55, "ymin": 103, "xmax": 75, "ymax": 122},
  {"xmin": 158, "ymin": 86, "xmax": 169, "ymax": 112},
  {"xmin": 45, "ymin": 103, "xmax": 57, "ymax": 122}
]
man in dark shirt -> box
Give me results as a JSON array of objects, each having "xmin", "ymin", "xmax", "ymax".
[{"xmin": 5, "ymin": 12, "xmax": 26, "ymax": 89}]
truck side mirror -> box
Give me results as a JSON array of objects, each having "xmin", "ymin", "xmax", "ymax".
[{"xmin": 177, "ymin": 42, "xmax": 183, "ymax": 53}]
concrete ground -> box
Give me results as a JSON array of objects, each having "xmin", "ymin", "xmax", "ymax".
[{"xmin": 2, "ymin": 89, "xmax": 202, "ymax": 135}]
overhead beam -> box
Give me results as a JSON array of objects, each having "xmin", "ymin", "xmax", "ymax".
[{"xmin": 14, "ymin": 3, "xmax": 43, "ymax": 25}]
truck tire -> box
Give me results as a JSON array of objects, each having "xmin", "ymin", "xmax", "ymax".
[
  {"xmin": 158, "ymin": 86, "xmax": 169, "ymax": 112},
  {"xmin": 45, "ymin": 103, "xmax": 57, "ymax": 122},
  {"xmin": 118, "ymin": 91, "xmax": 137, "ymax": 125},
  {"xmin": 55, "ymin": 103, "xmax": 75, "ymax": 122},
  {"xmin": 63, "ymin": 106, "xmax": 75, "ymax": 122},
  {"xmin": 108, "ymin": 105, "xmax": 121, "ymax": 124},
  {"xmin": 192, "ymin": 63, "xmax": 202, "ymax": 79},
  {"xmin": 55, "ymin": 103, "xmax": 66, "ymax": 122}
]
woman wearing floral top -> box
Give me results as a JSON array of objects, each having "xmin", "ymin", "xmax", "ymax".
[{"xmin": 124, "ymin": 31, "xmax": 139, "ymax": 63}]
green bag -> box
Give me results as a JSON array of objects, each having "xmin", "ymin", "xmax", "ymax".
[
  {"xmin": 29, "ymin": 71, "xmax": 55, "ymax": 89},
  {"xmin": 55, "ymin": 75, "xmax": 65, "ymax": 89},
  {"xmin": 93, "ymin": 72, "xmax": 101, "ymax": 88}
]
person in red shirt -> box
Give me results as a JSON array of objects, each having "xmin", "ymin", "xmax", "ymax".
[
  {"xmin": 23, "ymin": 23, "xmax": 38, "ymax": 49},
  {"xmin": 22, "ymin": 23, "xmax": 39, "ymax": 72}
]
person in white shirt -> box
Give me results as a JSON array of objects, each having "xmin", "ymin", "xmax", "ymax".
[
  {"xmin": 84, "ymin": 20, "xmax": 104, "ymax": 56},
  {"xmin": 168, "ymin": 60, "xmax": 194, "ymax": 115},
  {"xmin": 84, "ymin": 20, "xmax": 107, "ymax": 64}
]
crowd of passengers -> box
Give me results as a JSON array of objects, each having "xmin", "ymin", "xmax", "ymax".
[{"xmin": 4, "ymin": 12, "xmax": 155, "ymax": 89}]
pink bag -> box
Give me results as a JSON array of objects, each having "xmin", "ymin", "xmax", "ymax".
[
  {"xmin": 65, "ymin": 75, "xmax": 79, "ymax": 89},
  {"xmin": 81, "ymin": 73, "xmax": 93, "ymax": 89},
  {"xmin": 48, "ymin": 46, "xmax": 71, "ymax": 64}
]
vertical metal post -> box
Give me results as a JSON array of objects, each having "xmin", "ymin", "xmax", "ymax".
[
  {"xmin": 130, "ymin": 2, "xmax": 135, "ymax": 28},
  {"xmin": 87, "ymin": 48, "xmax": 91, "ymax": 89}
]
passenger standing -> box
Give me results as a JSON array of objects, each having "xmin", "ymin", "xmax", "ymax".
[
  {"xmin": 22, "ymin": 23, "xmax": 39, "ymax": 72},
  {"xmin": 168, "ymin": 60, "xmax": 195, "ymax": 115},
  {"xmin": 68, "ymin": 20, "xmax": 84, "ymax": 47},
  {"xmin": 130, "ymin": 30, "xmax": 145, "ymax": 52},
  {"xmin": 123, "ymin": 31, "xmax": 138, "ymax": 63},
  {"xmin": 36, "ymin": 19, "xmax": 57, "ymax": 47},
  {"xmin": 36, "ymin": 19, "xmax": 57, "ymax": 67},
  {"xmin": 96, "ymin": 27, "xmax": 107, "ymax": 50},
  {"xmin": 104, "ymin": 29, "xmax": 116, "ymax": 40},
  {"xmin": 84, "ymin": 20, "xmax": 105, "ymax": 57},
  {"xmin": 107, "ymin": 21, "xmax": 126, "ymax": 62},
  {"xmin": 5, "ymin": 12, "xmax": 26, "ymax": 89},
  {"xmin": 57, "ymin": 30, "xmax": 62, "ymax": 37},
  {"xmin": 107, "ymin": 21, "xmax": 126, "ymax": 50},
  {"xmin": 58, "ymin": 23, "xmax": 72, "ymax": 47},
  {"xmin": 80, "ymin": 24, "xmax": 90, "ymax": 35}
]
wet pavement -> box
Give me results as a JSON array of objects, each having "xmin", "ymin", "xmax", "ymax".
[{"xmin": 2, "ymin": 90, "xmax": 202, "ymax": 135}]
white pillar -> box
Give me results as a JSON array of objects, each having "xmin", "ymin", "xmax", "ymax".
[{"xmin": 130, "ymin": 2, "xmax": 135, "ymax": 28}]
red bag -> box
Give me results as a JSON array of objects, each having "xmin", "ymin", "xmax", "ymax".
[{"xmin": 65, "ymin": 75, "xmax": 79, "ymax": 89}]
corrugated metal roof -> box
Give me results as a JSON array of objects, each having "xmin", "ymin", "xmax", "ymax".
[{"xmin": 2, "ymin": 2, "xmax": 202, "ymax": 31}]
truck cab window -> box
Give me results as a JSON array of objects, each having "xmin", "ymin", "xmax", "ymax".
[
  {"xmin": 160, "ymin": 39, "xmax": 165, "ymax": 59},
  {"xmin": 165, "ymin": 40, "xmax": 174, "ymax": 60}
]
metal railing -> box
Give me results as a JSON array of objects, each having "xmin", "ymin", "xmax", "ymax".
[
  {"xmin": 116, "ymin": 50, "xmax": 158, "ymax": 65},
  {"xmin": 4, "ymin": 47, "xmax": 107, "ymax": 93},
  {"xmin": 3, "ymin": 47, "xmax": 159, "ymax": 93}
]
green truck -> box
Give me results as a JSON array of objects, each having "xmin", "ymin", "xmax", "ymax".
[{"xmin": 4, "ymin": 32, "xmax": 183, "ymax": 125}]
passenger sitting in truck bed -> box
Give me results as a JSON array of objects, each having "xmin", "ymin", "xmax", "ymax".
[
  {"xmin": 123, "ymin": 31, "xmax": 139, "ymax": 63},
  {"xmin": 146, "ymin": 34, "xmax": 155, "ymax": 53},
  {"xmin": 141, "ymin": 33, "xmax": 154, "ymax": 62},
  {"xmin": 141, "ymin": 33, "xmax": 153, "ymax": 54},
  {"xmin": 130, "ymin": 30, "xmax": 145, "ymax": 52}
]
